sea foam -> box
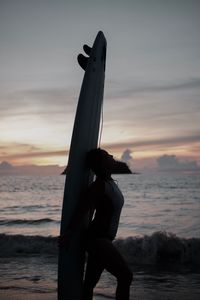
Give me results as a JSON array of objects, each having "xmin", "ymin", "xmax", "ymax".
[
  {"xmin": 114, "ymin": 231, "xmax": 200, "ymax": 265},
  {"xmin": 0, "ymin": 232, "xmax": 200, "ymax": 266}
]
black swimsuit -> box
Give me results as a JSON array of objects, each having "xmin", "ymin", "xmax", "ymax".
[{"xmin": 86, "ymin": 179, "xmax": 124, "ymax": 241}]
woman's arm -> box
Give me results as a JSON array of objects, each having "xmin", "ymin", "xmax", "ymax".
[
  {"xmin": 58, "ymin": 179, "xmax": 104, "ymax": 249},
  {"xmin": 58, "ymin": 191, "xmax": 91, "ymax": 248}
]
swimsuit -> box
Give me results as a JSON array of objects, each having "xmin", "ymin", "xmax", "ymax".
[{"xmin": 86, "ymin": 179, "xmax": 124, "ymax": 241}]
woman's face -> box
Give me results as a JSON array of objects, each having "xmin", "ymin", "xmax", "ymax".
[{"xmin": 100, "ymin": 150, "xmax": 116, "ymax": 170}]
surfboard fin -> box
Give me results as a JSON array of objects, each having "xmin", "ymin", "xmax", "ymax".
[
  {"xmin": 77, "ymin": 54, "xmax": 89, "ymax": 71},
  {"xmin": 83, "ymin": 44, "xmax": 92, "ymax": 56}
]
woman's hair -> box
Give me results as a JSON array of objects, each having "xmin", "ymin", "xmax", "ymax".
[{"xmin": 86, "ymin": 148, "xmax": 104, "ymax": 172}]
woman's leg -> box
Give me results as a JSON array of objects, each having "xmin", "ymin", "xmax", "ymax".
[
  {"xmin": 83, "ymin": 252, "xmax": 104, "ymax": 300},
  {"xmin": 87, "ymin": 238, "xmax": 133, "ymax": 300}
]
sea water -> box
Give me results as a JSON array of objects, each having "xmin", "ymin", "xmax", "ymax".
[{"xmin": 0, "ymin": 173, "xmax": 200, "ymax": 299}]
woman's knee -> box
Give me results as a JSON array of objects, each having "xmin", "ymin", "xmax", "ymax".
[
  {"xmin": 118, "ymin": 267, "xmax": 133, "ymax": 286},
  {"xmin": 127, "ymin": 269, "xmax": 133, "ymax": 285},
  {"xmin": 125, "ymin": 268, "xmax": 133, "ymax": 285}
]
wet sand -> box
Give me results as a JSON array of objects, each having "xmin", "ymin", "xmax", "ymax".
[
  {"xmin": 1, "ymin": 291, "xmax": 200, "ymax": 300},
  {"xmin": 0, "ymin": 293, "xmax": 109, "ymax": 300}
]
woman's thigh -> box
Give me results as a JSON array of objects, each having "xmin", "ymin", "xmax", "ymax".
[
  {"xmin": 84, "ymin": 253, "xmax": 104, "ymax": 286},
  {"xmin": 86, "ymin": 238, "xmax": 131, "ymax": 279}
]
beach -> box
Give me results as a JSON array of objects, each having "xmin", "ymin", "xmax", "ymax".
[{"xmin": 0, "ymin": 173, "xmax": 200, "ymax": 299}]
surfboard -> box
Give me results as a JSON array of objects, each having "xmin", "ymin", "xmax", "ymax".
[{"xmin": 58, "ymin": 31, "xmax": 107, "ymax": 300}]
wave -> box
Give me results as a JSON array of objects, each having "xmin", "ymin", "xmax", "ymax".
[
  {"xmin": 2, "ymin": 204, "xmax": 59, "ymax": 210},
  {"xmin": 114, "ymin": 232, "xmax": 200, "ymax": 266},
  {"xmin": 0, "ymin": 234, "xmax": 57, "ymax": 256},
  {"xmin": 0, "ymin": 232, "xmax": 199, "ymax": 266},
  {"xmin": 0, "ymin": 218, "xmax": 58, "ymax": 225}
]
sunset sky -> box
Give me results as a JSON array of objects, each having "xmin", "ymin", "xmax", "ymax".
[{"xmin": 1, "ymin": 0, "xmax": 200, "ymax": 172}]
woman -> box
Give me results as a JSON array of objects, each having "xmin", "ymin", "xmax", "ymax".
[{"xmin": 59, "ymin": 148, "xmax": 133, "ymax": 300}]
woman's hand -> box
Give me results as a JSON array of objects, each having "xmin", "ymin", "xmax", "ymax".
[{"xmin": 57, "ymin": 230, "xmax": 73, "ymax": 251}]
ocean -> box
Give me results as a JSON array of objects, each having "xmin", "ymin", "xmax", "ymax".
[{"xmin": 0, "ymin": 172, "xmax": 200, "ymax": 299}]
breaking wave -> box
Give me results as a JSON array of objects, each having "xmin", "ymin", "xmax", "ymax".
[
  {"xmin": 0, "ymin": 232, "xmax": 200, "ymax": 266},
  {"xmin": 0, "ymin": 218, "xmax": 58, "ymax": 225},
  {"xmin": 114, "ymin": 231, "xmax": 200, "ymax": 266}
]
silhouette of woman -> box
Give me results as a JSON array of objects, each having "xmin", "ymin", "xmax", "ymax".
[{"xmin": 59, "ymin": 148, "xmax": 133, "ymax": 300}]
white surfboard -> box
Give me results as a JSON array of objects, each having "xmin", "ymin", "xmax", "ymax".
[{"xmin": 58, "ymin": 31, "xmax": 107, "ymax": 300}]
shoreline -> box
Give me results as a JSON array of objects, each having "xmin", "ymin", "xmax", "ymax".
[
  {"xmin": 0, "ymin": 294, "xmax": 108, "ymax": 300},
  {"xmin": 1, "ymin": 289, "xmax": 200, "ymax": 300}
]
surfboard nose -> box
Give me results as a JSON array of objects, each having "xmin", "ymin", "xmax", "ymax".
[
  {"xmin": 97, "ymin": 30, "xmax": 104, "ymax": 37},
  {"xmin": 97, "ymin": 31, "xmax": 106, "ymax": 42}
]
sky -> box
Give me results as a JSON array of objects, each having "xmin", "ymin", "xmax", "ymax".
[{"xmin": 0, "ymin": 0, "xmax": 200, "ymax": 173}]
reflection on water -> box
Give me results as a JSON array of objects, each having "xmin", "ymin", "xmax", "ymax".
[{"xmin": 0, "ymin": 173, "xmax": 200, "ymax": 237}]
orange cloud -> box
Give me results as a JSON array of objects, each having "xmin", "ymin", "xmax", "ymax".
[{"xmin": 0, "ymin": 133, "xmax": 199, "ymax": 168}]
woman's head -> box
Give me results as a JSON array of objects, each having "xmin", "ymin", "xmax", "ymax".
[{"xmin": 86, "ymin": 148, "xmax": 115, "ymax": 177}]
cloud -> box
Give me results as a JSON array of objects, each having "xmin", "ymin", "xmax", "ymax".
[
  {"xmin": 106, "ymin": 78, "xmax": 200, "ymax": 99},
  {"xmin": 0, "ymin": 87, "xmax": 78, "ymax": 119},
  {"xmin": 104, "ymin": 134, "xmax": 200, "ymax": 152},
  {"xmin": 0, "ymin": 142, "xmax": 69, "ymax": 166},
  {"xmin": 121, "ymin": 149, "xmax": 133, "ymax": 162},
  {"xmin": 1, "ymin": 132, "xmax": 199, "ymax": 165},
  {"xmin": 120, "ymin": 149, "xmax": 134, "ymax": 169},
  {"xmin": 0, "ymin": 149, "xmax": 68, "ymax": 161},
  {"xmin": 157, "ymin": 155, "xmax": 199, "ymax": 171},
  {"xmin": 0, "ymin": 161, "xmax": 63, "ymax": 175},
  {"xmin": 135, "ymin": 78, "xmax": 200, "ymax": 93}
]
